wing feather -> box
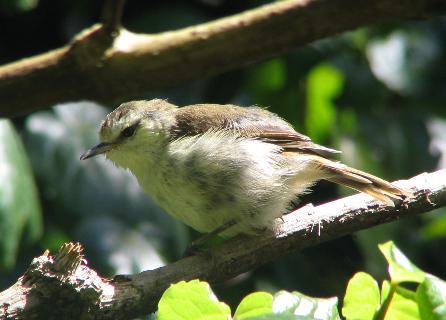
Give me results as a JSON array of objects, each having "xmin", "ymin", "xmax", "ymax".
[{"xmin": 170, "ymin": 104, "xmax": 340, "ymax": 157}]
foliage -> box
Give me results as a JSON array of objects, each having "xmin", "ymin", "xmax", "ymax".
[
  {"xmin": 155, "ymin": 242, "xmax": 446, "ymax": 320},
  {"xmin": 0, "ymin": 120, "xmax": 42, "ymax": 269},
  {"xmin": 158, "ymin": 280, "xmax": 339, "ymax": 320}
]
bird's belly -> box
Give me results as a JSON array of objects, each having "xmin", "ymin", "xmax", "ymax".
[
  {"xmin": 132, "ymin": 134, "xmax": 317, "ymax": 235},
  {"xmin": 136, "ymin": 171, "xmax": 290, "ymax": 235},
  {"xmin": 140, "ymin": 171, "xmax": 240, "ymax": 233}
]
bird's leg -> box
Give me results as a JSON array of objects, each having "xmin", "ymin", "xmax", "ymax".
[{"xmin": 184, "ymin": 219, "xmax": 237, "ymax": 256}]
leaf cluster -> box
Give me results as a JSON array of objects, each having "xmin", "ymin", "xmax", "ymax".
[{"xmin": 156, "ymin": 242, "xmax": 446, "ymax": 320}]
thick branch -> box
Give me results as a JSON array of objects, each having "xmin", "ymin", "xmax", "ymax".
[
  {"xmin": 1, "ymin": 170, "xmax": 445, "ymax": 319},
  {"xmin": 1, "ymin": 0, "xmax": 445, "ymax": 117}
]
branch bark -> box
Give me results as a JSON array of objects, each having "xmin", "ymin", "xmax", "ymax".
[
  {"xmin": 1, "ymin": 0, "xmax": 445, "ymax": 118},
  {"xmin": 1, "ymin": 170, "xmax": 445, "ymax": 319}
]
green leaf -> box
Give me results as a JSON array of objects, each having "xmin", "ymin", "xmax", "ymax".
[
  {"xmin": 237, "ymin": 290, "xmax": 340, "ymax": 320},
  {"xmin": 305, "ymin": 63, "xmax": 343, "ymax": 142},
  {"xmin": 379, "ymin": 241, "xmax": 425, "ymax": 284},
  {"xmin": 0, "ymin": 120, "xmax": 42, "ymax": 269},
  {"xmin": 245, "ymin": 314, "xmax": 301, "ymax": 320},
  {"xmin": 158, "ymin": 280, "xmax": 230, "ymax": 320},
  {"xmin": 342, "ymin": 272, "xmax": 380, "ymax": 320},
  {"xmin": 234, "ymin": 292, "xmax": 273, "ymax": 320},
  {"xmin": 272, "ymin": 291, "xmax": 340, "ymax": 320},
  {"xmin": 380, "ymin": 281, "xmax": 420, "ymax": 320},
  {"xmin": 417, "ymin": 275, "xmax": 446, "ymax": 320}
]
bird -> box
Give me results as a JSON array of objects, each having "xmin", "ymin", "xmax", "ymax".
[{"xmin": 80, "ymin": 99, "xmax": 409, "ymax": 243}]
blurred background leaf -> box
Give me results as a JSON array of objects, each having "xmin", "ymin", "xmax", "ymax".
[
  {"xmin": 305, "ymin": 63, "xmax": 343, "ymax": 143},
  {"xmin": 0, "ymin": 0, "xmax": 38, "ymax": 15},
  {"xmin": 0, "ymin": 120, "xmax": 42, "ymax": 269}
]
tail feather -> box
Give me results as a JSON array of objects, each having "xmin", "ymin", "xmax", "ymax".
[
  {"xmin": 315, "ymin": 159, "xmax": 411, "ymax": 205},
  {"xmin": 327, "ymin": 176, "xmax": 402, "ymax": 206}
]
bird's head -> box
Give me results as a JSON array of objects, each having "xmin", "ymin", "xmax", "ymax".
[{"xmin": 80, "ymin": 99, "xmax": 177, "ymax": 166}]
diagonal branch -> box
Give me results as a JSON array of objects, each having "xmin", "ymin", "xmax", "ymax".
[
  {"xmin": 1, "ymin": 170, "xmax": 445, "ymax": 319},
  {"xmin": 1, "ymin": 0, "xmax": 445, "ymax": 117}
]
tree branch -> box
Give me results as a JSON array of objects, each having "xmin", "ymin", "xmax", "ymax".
[
  {"xmin": 1, "ymin": 0, "xmax": 445, "ymax": 117},
  {"xmin": 1, "ymin": 170, "xmax": 445, "ymax": 319}
]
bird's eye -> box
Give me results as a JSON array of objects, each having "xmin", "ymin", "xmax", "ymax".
[{"xmin": 121, "ymin": 123, "xmax": 138, "ymax": 138}]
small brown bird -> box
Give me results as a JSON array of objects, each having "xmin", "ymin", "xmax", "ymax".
[{"xmin": 81, "ymin": 99, "xmax": 409, "ymax": 241}]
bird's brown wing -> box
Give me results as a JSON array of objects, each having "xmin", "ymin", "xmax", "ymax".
[{"xmin": 171, "ymin": 104, "xmax": 340, "ymax": 157}]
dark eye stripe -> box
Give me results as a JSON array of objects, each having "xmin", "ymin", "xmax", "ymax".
[{"xmin": 121, "ymin": 122, "xmax": 139, "ymax": 138}]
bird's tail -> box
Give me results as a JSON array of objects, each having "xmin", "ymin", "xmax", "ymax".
[{"xmin": 318, "ymin": 159, "xmax": 411, "ymax": 205}]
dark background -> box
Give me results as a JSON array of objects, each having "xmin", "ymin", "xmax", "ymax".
[{"xmin": 1, "ymin": 0, "xmax": 446, "ymax": 314}]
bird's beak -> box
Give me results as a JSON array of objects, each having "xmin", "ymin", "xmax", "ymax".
[{"xmin": 80, "ymin": 142, "xmax": 115, "ymax": 160}]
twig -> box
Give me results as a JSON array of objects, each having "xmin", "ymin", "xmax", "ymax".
[
  {"xmin": 375, "ymin": 283, "xmax": 397, "ymax": 320},
  {"xmin": 101, "ymin": 0, "xmax": 126, "ymax": 35},
  {"xmin": 0, "ymin": 170, "xmax": 445, "ymax": 319}
]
